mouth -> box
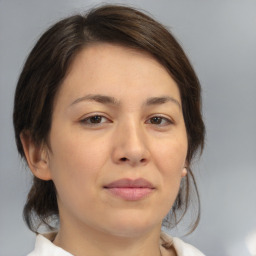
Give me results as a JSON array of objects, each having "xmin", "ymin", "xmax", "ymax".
[{"xmin": 104, "ymin": 178, "xmax": 155, "ymax": 201}]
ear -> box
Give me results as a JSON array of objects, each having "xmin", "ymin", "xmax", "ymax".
[{"xmin": 20, "ymin": 131, "xmax": 52, "ymax": 181}]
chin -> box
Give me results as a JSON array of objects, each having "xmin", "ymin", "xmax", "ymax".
[{"xmin": 98, "ymin": 211, "xmax": 162, "ymax": 238}]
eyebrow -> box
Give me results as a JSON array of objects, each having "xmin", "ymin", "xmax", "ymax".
[
  {"xmin": 70, "ymin": 94, "xmax": 181, "ymax": 109},
  {"xmin": 145, "ymin": 96, "xmax": 181, "ymax": 109},
  {"xmin": 70, "ymin": 94, "xmax": 120, "ymax": 106}
]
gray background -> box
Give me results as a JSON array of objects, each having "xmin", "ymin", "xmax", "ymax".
[{"xmin": 1, "ymin": 0, "xmax": 256, "ymax": 255}]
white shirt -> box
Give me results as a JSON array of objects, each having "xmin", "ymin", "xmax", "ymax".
[{"xmin": 27, "ymin": 232, "xmax": 205, "ymax": 256}]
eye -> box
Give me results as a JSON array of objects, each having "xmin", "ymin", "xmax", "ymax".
[
  {"xmin": 80, "ymin": 115, "xmax": 110, "ymax": 126},
  {"xmin": 146, "ymin": 116, "xmax": 173, "ymax": 126}
]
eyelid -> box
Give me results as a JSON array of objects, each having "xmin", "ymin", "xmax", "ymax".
[
  {"xmin": 145, "ymin": 114, "xmax": 174, "ymax": 126},
  {"xmin": 78, "ymin": 112, "xmax": 174, "ymax": 127},
  {"xmin": 79, "ymin": 113, "xmax": 112, "ymax": 126}
]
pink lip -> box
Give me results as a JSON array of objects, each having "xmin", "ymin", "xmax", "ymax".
[{"xmin": 104, "ymin": 178, "xmax": 155, "ymax": 201}]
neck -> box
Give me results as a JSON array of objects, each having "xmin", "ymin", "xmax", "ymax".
[{"xmin": 53, "ymin": 217, "xmax": 163, "ymax": 256}]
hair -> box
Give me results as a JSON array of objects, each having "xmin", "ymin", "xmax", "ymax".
[{"xmin": 13, "ymin": 4, "xmax": 205, "ymax": 234}]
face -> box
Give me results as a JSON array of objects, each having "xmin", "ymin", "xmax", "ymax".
[{"xmin": 45, "ymin": 44, "xmax": 188, "ymax": 238}]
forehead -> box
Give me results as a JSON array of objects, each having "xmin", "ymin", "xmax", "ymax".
[{"xmin": 55, "ymin": 43, "xmax": 181, "ymax": 107}]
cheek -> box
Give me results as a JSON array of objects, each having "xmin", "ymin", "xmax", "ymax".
[
  {"xmin": 153, "ymin": 137, "xmax": 187, "ymax": 200},
  {"xmin": 50, "ymin": 129, "xmax": 109, "ymax": 172},
  {"xmin": 48, "ymin": 130, "xmax": 111, "ymax": 197},
  {"xmin": 47, "ymin": 134, "xmax": 112, "ymax": 218},
  {"xmin": 154, "ymin": 138, "xmax": 187, "ymax": 174}
]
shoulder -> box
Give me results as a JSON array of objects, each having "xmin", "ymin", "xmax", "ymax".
[
  {"xmin": 27, "ymin": 233, "xmax": 73, "ymax": 256},
  {"xmin": 161, "ymin": 232, "xmax": 205, "ymax": 256}
]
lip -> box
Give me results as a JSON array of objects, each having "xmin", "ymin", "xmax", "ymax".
[{"xmin": 104, "ymin": 178, "xmax": 155, "ymax": 201}]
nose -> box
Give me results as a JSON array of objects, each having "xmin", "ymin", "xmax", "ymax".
[{"xmin": 112, "ymin": 120, "xmax": 150, "ymax": 167}]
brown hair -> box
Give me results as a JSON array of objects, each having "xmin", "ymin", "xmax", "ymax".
[{"xmin": 13, "ymin": 4, "xmax": 205, "ymax": 233}]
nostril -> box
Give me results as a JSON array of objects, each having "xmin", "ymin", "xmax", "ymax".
[{"xmin": 118, "ymin": 157, "xmax": 147, "ymax": 164}]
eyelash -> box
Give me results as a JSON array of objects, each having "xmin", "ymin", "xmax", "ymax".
[
  {"xmin": 80, "ymin": 115, "xmax": 111, "ymax": 126},
  {"xmin": 79, "ymin": 114, "xmax": 173, "ymax": 127},
  {"xmin": 146, "ymin": 116, "xmax": 173, "ymax": 126}
]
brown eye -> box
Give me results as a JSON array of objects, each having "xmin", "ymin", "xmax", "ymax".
[
  {"xmin": 80, "ymin": 115, "xmax": 110, "ymax": 126},
  {"xmin": 88, "ymin": 115, "xmax": 103, "ymax": 123},
  {"xmin": 147, "ymin": 116, "xmax": 173, "ymax": 126},
  {"xmin": 150, "ymin": 117, "xmax": 163, "ymax": 124}
]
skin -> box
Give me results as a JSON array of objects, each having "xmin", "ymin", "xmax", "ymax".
[{"xmin": 21, "ymin": 44, "xmax": 188, "ymax": 256}]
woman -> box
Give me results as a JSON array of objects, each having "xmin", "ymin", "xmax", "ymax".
[{"xmin": 13, "ymin": 5, "xmax": 205, "ymax": 256}]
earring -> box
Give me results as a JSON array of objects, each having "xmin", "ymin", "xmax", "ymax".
[{"xmin": 182, "ymin": 167, "xmax": 187, "ymax": 177}]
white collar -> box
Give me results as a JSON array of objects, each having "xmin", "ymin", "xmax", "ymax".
[
  {"xmin": 27, "ymin": 233, "xmax": 73, "ymax": 256},
  {"xmin": 27, "ymin": 232, "xmax": 205, "ymax": 256}
]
